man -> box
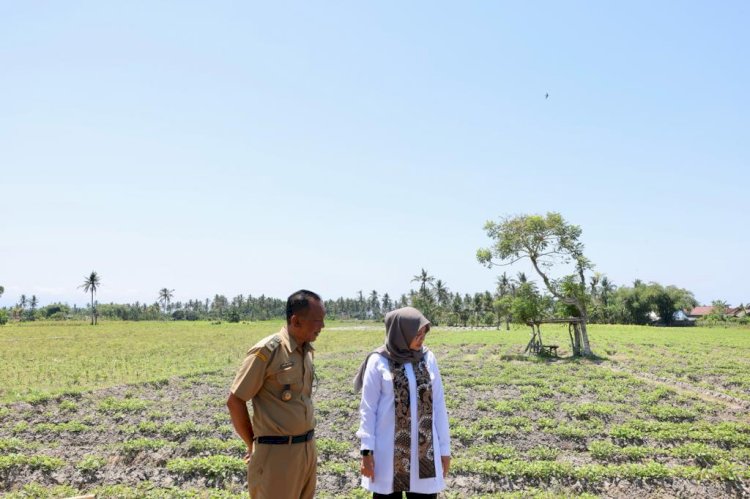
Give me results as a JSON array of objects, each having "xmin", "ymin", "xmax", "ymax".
[{"xmin": 227, "ymin": 289, "xmax": 325, "ymax": 498}]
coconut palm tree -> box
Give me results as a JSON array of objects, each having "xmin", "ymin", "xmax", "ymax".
[
  {"xmin": 589, "ymin": 272, "xmax": 602, "ymax": 299},
  {"xmin": 158, "ymin": 288, "xmax": 175, "ymax": 315},
  {"xmin": 434, "ymin": 279, "xmax": 450, "ymax": 307},
  {"xmin": 381, "ymin": 293, "xmax": 392, "ymax": 314},
  {"xmin": 411, "ymin": 268, "xmax": 435, "ymax": 295},
  {"xmin": 599, "ymin": 276, "xmax": 615, "ymax": 307},
  {"xmin": 496, "ymin": 272, "xmax": 512, "ymax": 297},
  {"xmin": 79, "ymin": 271, "xmax": 101, "ymax": 325}
]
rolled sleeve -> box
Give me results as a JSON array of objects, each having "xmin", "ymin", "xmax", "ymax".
[{"xmin": 230, "ymin": 347, "xmax": 266, "ymax": 402}]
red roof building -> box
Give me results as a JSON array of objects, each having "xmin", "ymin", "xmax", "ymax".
[{"xmin": 687, "ymin": 306, "xmax": 716, "ymax": 318}]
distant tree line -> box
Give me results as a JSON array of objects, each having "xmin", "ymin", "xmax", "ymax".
[
  {"xmin": 1, "ymin": 224, "xmax": 747, "ymax": 331},
  {"xmin": 0, "ymin": 274, "xmax": 747, "ymax": 327}
]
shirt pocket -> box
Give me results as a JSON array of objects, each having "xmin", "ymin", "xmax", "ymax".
[{"xmin": 275, "ymin": 365, "xmax": 303, "ymax": 390}]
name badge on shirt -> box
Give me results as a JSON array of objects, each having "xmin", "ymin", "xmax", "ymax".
[{"xmin": 280, "ymin": 361, "xmax": 295, "ymax": 369}]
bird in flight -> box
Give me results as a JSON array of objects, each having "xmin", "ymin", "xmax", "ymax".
[{"xmin": 545, "ymin": 93, "xmax": 549, "ymax": 99}]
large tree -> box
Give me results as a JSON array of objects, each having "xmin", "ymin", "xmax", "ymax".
[
  {"xmin": 477, "ymin": 212, "xmax": 594, "ymax": 356},
  {"xmin": 80, "ymin": 271, "xmax": 101, "ymax": 325},
  {"xmin": 650, "ymin": 284, "xmax": 697, "ymax": 325}
]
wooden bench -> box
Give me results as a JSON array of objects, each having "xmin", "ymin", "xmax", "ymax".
[{"xmin": 540, "ymin": 345, "xmax": 559, "ymax": 357}]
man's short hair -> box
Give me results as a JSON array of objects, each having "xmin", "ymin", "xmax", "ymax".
[{"xmin": 286, "ymin": 289, "xmax": 322, "ymax": 324}]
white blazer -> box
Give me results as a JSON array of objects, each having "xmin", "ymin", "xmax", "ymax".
[{"xmin": 356, "ymin": 350, "xmax": 451, "ymax": 494}]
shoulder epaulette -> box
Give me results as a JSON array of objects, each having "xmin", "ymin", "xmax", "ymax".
[
  {"xmin": 266, "ymin": 335, "xmax": 281, "ymax": 351},
  {"xmin": 254, "ymin": 334, "xmax": 281, "ymax": 363}
]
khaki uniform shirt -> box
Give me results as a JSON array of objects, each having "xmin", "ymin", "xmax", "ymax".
[{"xmin": 231, "ymin": 326, "xmax": 315, "ymax": 437}]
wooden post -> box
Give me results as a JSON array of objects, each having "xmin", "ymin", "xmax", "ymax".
[
  {"xmin": 568, "ymin": 323, "xmax": 576, "ymax": 354},
  {"xmin": 524, "ymin": 322, "xmax": 536, "ymax": 353},
  {"xmin": 536, "ymin": 324, "xmax": 543, "ymax": 351}
]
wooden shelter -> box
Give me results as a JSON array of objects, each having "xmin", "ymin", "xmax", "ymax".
[{"xmin": 524, "ymin": 318, "xmax": 583, "ymax": 357}]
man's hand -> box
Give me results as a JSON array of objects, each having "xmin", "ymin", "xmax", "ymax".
[
  {"xmin": 243, "ymin": 443, "xmax": 254, "ymax": 464},
  {"xmin": 441, "ymin": 455, "xmax": 451, "ymax": 478},
  {"xmin": 227, "ymin": 392, "xmax": 255, "ymax": 458},
  {"xmin": 361, "ymin": 455, "xmax": 374, "ymax": 479}
]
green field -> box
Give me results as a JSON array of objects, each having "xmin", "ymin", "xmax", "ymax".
[
  {"xmin": 3, "ymin": 321, "xmax": 750, "ymax": 405},
  {"xmin": 1, "ymin": 321, "xmax": 749, "ymax": 497}
]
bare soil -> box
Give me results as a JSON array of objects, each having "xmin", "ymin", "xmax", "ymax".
[{"xmin": 1, "ymin": 344, "xmax": 749, "ymax": 497}]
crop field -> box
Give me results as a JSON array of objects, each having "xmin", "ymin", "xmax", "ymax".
[{"xmin": 1, "ymin": 321, "xmax": 749, "ymax": 498}]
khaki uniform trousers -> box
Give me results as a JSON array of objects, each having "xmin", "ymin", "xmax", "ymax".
[{"xmin": 247, "ymin": 439, "xmax": 317, "ymax": 499}]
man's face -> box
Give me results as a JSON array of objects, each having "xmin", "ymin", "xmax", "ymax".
[{"xmin": 292, "ymin": 299, "xmax": 326, "ymax": 344}]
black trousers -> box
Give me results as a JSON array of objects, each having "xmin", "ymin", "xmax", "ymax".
[{"xmin": 373, "ymin": 493, "xmax": 437, "ymax": 499}]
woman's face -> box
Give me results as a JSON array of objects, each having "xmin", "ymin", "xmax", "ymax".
[{"xmin": 409, "ymin": 325, "xmax": 429, "ymax": 350}]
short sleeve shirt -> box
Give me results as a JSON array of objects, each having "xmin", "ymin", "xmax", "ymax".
[{"xmin": 230, "ymin": 327, "xmax": 315, "ymax": 437}]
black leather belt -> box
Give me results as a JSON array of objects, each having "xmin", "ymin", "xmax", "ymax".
[{"xmin": 256, "ymin": 429, "xmax": 314, "ymax": 445}]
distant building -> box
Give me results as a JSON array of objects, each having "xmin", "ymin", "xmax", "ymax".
[
  {"xmin": 687, "ymin": 305, "xmax": 746, "ymax": 319},
  {"xmin": 648, "ymin": 309, "xmax": 694, "ymax": 326},
  {"xmin": 727, "ymin": 306, "xmax": 747, "ymax": 318},
  {"xmin": 687, "ymin": 306, "xmax": 714, "ymax": 320},
  {"xmin": 673, "ymin": 310, "xmax": 689, "ymax": 321}
]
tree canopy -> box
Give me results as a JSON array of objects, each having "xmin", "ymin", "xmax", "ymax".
[{"xmin": 478, "ymin": 212, "xmax": 594, "ymax": 356}]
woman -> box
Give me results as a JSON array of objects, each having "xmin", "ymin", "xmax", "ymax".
[{"xmin": 354, "ymin": 307, "xmax": 451, "ymax": 499}]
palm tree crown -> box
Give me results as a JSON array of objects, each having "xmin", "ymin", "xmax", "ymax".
[
  {"xmin": 158, "ymin": 288, "xmax": 175, "ymax": 314},
  {"xmin": 79, "ymin": 271, "xmax": 101, "ymax": 325},
  {"xmin": 411, "ymin": 268, "xmax": 435, "ymax": 295}
]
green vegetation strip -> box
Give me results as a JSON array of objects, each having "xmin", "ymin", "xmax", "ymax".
[
  {"xmin": 3, "ymin": 483, "xmax": 248, "ymax": 499},
  {"xmin": 167, "ymin": 455, "xmax": 246, "ymax": 479},
  {"xmin": 97, "ymin": 396, "xmax": 151, "ymax": 413},
  {"xmin": 121, "ymin": 438, "xmax": 170, "ymax": 457},
  {"xmin": 15, "ymin": 421, "xmax": 90, "ymax": 434},
  {"xmin": 186, "ymin": 438, "xmax": 246, "ymax": 454},
  {"xmin": 452, "ymin": 457, "xmax": 750, "ymax": 481},
  {"xmin": 610, "ymin": 420, "xmax": 750, "ymax": 446},
  {"xmin": 0, "ymin": 437, "xmax": 29, "ymax": 454},
  {"xmin": 0, "ymin": 454, "xmax": 65, "ymax": 472}
]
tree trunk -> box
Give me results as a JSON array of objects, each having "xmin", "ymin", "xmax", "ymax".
[
  {"xmin": 579, "ymin": 319, "xmax": 593, "ymax": 356},
  {"xmin": 529, "ymin": 256, "xmax": 594, "ymax": 356},
  {"xmin": 568, "ymin": 324, "xmax": 576, "ymax": 355},
  {"xmin": 536, "ymin": 324, "xmax": 543, "ymax": 349}
]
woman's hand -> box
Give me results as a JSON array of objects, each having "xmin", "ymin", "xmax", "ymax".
[
  {"xmin": 361, "ymin": 455, "xmax": 375, "ymax": 479},
  {"xmin": 441, "ymin": 456, "xmax": 451, "ymax": 478}
]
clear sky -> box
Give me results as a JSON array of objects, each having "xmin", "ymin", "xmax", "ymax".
[{"xmin": 1, "ymin": 1, "xmax": 747, "ymax": 308}]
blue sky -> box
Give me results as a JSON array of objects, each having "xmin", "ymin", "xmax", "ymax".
[{"xmin": 1, "ymin": 1, "xmax": 747, "ymax": 308}]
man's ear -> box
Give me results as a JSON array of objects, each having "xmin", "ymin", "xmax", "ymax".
[{"xmin": 290, "ymin": 314, "xmax": 301, "ymax": 328}]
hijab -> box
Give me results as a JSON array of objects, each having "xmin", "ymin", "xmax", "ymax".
[{"xmin": 353, "ymin": 306, "xmax": 431, "ymax": 391}]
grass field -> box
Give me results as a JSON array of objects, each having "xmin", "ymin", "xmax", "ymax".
[{"xmin": 1, "ymin": 321, "xmax": 749, "ymax": 497}]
